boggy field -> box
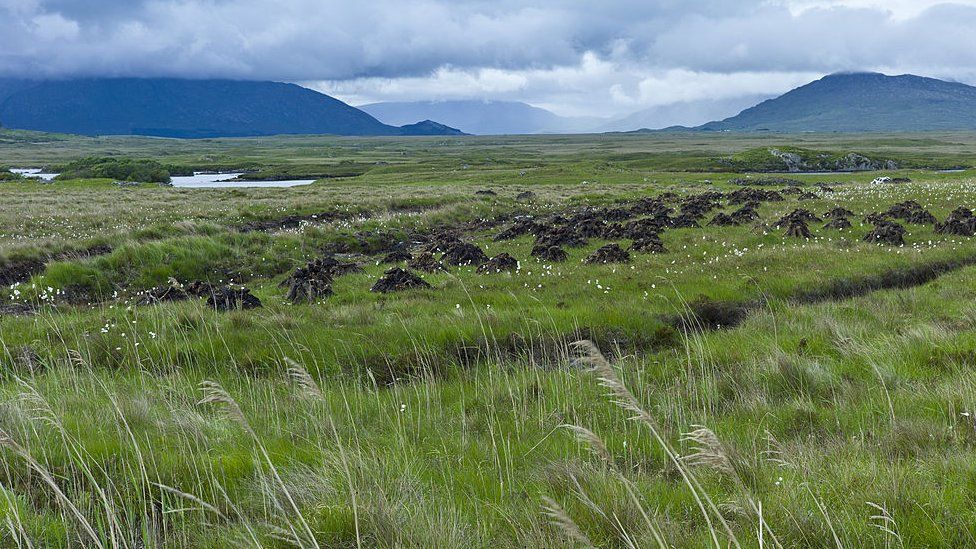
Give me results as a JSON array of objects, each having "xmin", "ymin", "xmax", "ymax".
[{"xmin": 3, "ymin": 132, "xmax": 976, "ymax": 547}]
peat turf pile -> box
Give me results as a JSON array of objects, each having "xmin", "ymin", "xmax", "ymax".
[
  {"xmin": 883, "ymin": 201, "xmax": 937, "ymax": 225},
  {"xmin": 206, "ymin": 286, "xmax": 263, "ymax": 311},
  {"xmin": 442, "ymin": 242, "xmax": 489, "ymax": 266},
  {"xmin": 381, "ymin": 249, "xmax": 412, "ymax": 264},
  {"xmin": 774, "ymin": 209, "xmax": 821, "ymax": 229},
  {"xmin": 586, "ymin": 243, "xmax": 631, "ymax": 264},
  {"xmin": 864, "ymin": 221, "xmax": 906, "ymax": 246},
  {"xmin": 477, "ymin": 253, "xmax": 519, "ymax": 273},
  {"xmin": 408, "ymin": 252, "xmax": 445, "ymax": 272},
  {"xmin": 936, "ymin": 207, "xmax": 976, "ymax": 236},
  {"xmin": 823, "ymin": 206, "xmax": 854, "ymax": 230},
  {"xmin": 785, "ymin": 219, "xmax": 812, "ymax": 238},
  {"xmin": 531, "ymin": 244, "xmax": 569, "ymax": 262},
  {"xmin": 371, "ymin": 268, "xmax": 431, "ymax": 293},
  {"xmin": 630, "ymin": 234, "xmax": 667, "ymax": 253}
]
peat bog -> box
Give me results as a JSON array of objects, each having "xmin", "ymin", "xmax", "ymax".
[{"xmin": 3, "ymin": 132, "xmax": 976, "ymax": 546}]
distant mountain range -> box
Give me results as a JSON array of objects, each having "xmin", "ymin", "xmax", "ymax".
[
  {"xmin": 360, "ymin": 99, "xmax": 777, "ymax": 135},
  {"xmin": 2, "ymin": 72, "xmax": 975, "ymax": 137},
  {"xmin": 697, "ymin": 72, "xmax": 976, "ymax": 132},
  {"xmin": 360, "ymin": 100, "xmax": 603, "ymax": 135},
  {"xmin": 0, "ymin": 78, "xmax": 464, "ymax": 138},
  {"xmin": 601, "ymin": 95, "xmax": 774, "ymax": 133}
]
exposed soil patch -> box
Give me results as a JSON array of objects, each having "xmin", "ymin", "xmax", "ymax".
[
  {"xmin": 669, "ymin": 253, "xmax": 976, "ymax": 334},
  {"xmin": 794, "ymin": 255, "xmax": 976, "ymax": 303},
  {"xmin": 0, "ymin": 258, "xmax": 44, "ymax": 286},
  {"xmin": 371, "ymin": 268, "xmax": 431, "ymax": 293},
  {"xmin": 0, "ymin": 302, "xmax": 37, "ymax": 316},
  {"xmin": 0, "ymin": 244, "xmax": 114, "ymax": 286}
]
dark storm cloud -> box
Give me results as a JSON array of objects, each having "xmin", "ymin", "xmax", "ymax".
[
  {"xmin": 2, "ymin": 1, "xmax": 976, "ymax": 117},
  {"xmin": 4, "ymin": 0, "xmax": 973, "ymax": 80}
]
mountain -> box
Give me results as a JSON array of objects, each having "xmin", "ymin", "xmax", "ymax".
[
  {"xmin": 360, "ymin": 100, "xmax": 602, "ymax": 135},
  {"xmin": 0, "ymin": 78, "xmax": 462, "ymax": 138},
  {"xmin": 699, "ymin": 72, "xmax": 976, "ymax": 132},
  {"xmin": 601, "ymin": 95, "xmax": 774, "ymax": 132},
  {"xmin": 0, "ymin": 79, "xmax": 36, "ymax": 105},
  {"xmin": 396, "ymin": 119, "xmax": 466, "ymax": 136}
]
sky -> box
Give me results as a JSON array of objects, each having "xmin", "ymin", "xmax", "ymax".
[{"xmin": 3, "ymin": 0, "xmax": 976, "ymax": 121}]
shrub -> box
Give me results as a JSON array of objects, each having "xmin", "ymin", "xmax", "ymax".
[{"xmin": 54, "ymin": 157, "xmax": 190, "ymax": 183}]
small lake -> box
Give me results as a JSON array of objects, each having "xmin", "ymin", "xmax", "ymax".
[
  {"xmin": 11, "ymin": 168, "xmax": 59, "ymax": 181},
  {"xmin": 10, "ymin": 169, "xmax": 315, "ymax": 188},
  {"xmin": 169, "ymin": 172, "xmax": 316, "ymax": 188}
]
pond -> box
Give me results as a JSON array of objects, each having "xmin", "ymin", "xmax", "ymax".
[
  {"xmin": 169, "ymin": 172, "xmax": 316, "ymax": 188},
  {"xmin": 11, "ymin": 168, "xmax": 60, "ymax": 181},
  {"xmin": 10, "ymin": 169, "xmax": 316, "ymax": 188}
]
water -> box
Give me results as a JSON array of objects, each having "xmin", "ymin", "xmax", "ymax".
[
  {"xmin": 765, "ymin": 171, "xmax": 860, "ymax": 176},
  {"xmin": 11, "ymin": 168, "xmax": 59, "ymax": 181},
  {"xmin": 169, "ymin": 172, "xmax": 315, "ymax": 188},
  {"xmin": 10, "ymin": 169, "xmax": 315, "ymax": 188}
]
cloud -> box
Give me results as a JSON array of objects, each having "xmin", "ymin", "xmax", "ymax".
[
  {"xmin": 2, "ymin": 1, "xmax": 976, "ymax": 117},
  {"xmin": 310, "ymin": 60, "xmax": 817, "ymax": 118}
]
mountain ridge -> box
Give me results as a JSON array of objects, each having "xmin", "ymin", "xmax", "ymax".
[
  {"xmin": 0, "ymin": 78, "xmax": 463, "ymax": 138},
  {"xmin": 360, "ymin": 100, "xmax": 602, "ymax": 135},
  {"xmin": 697, "ymin": 72, "xmax": 976, "ymax": 132}
]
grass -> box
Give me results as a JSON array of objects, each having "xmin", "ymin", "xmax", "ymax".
[{"xmin": 2, "ymin": 131, "xmax": 976, "ymax": 546}]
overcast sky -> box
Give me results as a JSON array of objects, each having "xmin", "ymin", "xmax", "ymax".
[{"xmin": 3, "ymin": 0, "xmax": 976, "ymax": 118}]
